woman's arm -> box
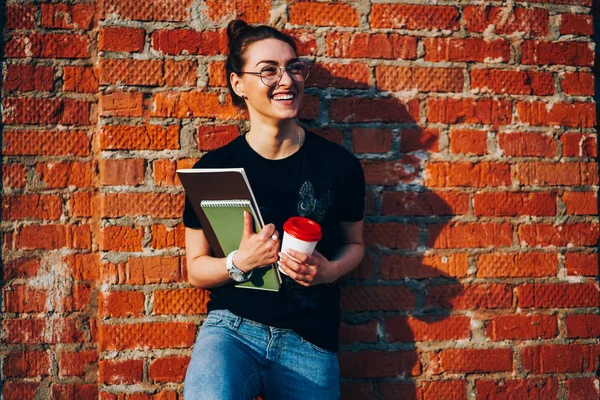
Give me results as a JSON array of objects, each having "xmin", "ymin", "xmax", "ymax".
[{"xmin": 277, "ymin": 219, "xmax": 364, "ymax": 287}]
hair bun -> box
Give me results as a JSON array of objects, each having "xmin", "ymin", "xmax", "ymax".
[{"xmin": 227, "ymin": 20, "xmax": 250, "ymax": 41}]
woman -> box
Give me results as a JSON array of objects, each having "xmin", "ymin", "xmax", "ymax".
[{"xmin": 183, "ymin": 19, "xmax": 365, "ymax": 400}]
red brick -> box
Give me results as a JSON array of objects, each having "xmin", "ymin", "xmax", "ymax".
[
  {"xmin": 308, "ymin": 63, "xmax": 369, "ymax": 89},
  {"xmin": 464, "ymin": 6, "xmax": 548, "ymax": 36},
  {"xmin": 99, "ymin": 58, "xmax": 164, "ymax": 86},
  {"xmin": 364, "ymin": 223, "xmax": 419, "ymax": 249},
  {"xmin": 562, "ymin": 191, "xmax": 598, "ymax": 215},
  {"xmin": 3, "ymin": 318, "xmax": 86, "ymax": 344},
  {"xmin": 561, "ymin": 72, "xmax": 594, "ymax": 96},
  {"xmin": 498, "ymin": 132, "xmax": 558, "ymax": 157},
  {"xmin": 153, "ymin": 158, "xmax": 196, "ymax": 187},
  {"xmin": 313, "ymin": 128, "xmax": 344, "ymax": 146},
  {"xmin": 565, "ymin": 253, "xmax": 598, "ymax": 277},
  {"xmin": 340, "ymin": 320, "xmax": 378, "ymax": 344},
  {"xmin": 352, "ymin": 128, "xmax": 392, "ymax": 153},
  {"xmin": 565, "ymin": 314, "xmax": 600, "ymax": 338},
  {"xmin": 476, "ymin": 378, "xmax": 559, "ymax": 400},
  {"xmin": 152, "ymin": 91, "xmax": 242, "ymax": 119},
  {"xmin": 2, "ymin": 98, "xmax": 90, "ymax": 125},
  {"xmin": 99, "ymin": 27, "xmax": 145, "ymax": 52},
  {"xmin": 371, "ymin": 4, "xmax": 459, "ymax": 30},
  {"xmin": 99, "ymin": 359, "xmax": 143, "ymax": 385},
  {"xmin": 566, "ymin": 378, "xmax": 599, "ymax": 400},
  {"xmin": 36, "ymin": 161, "xmax": 94, "ymax": 188},
  {"xmin": 6, "ymin": 33, "xmax": 89, "ymax": 59},
  {"xmin": 3, "ymin": 285, "xmax": 48, "ymax": 313},
  {"xmin": 14, "ymin": 224, "xmax": 91, "ymax": 251},
  {"xmin": 326, "ymin": 32, "xmax": 417, "ymax": 59},
  {"xmin": 3, "ymin": 130, "xmax": 89, "ymax": 156},
  {"xmin": 100, "ymin": 159, "xmax": 145, "ymax": 186},
  {"xmin": 101, "ymin": 124, "xmax": 179, "ymax": 150},
  {"xmin": 125, "ymin": 256, "xmax": 182, "ymax": 285},
  {"xmin": 330, "ymin": 98, "xmax": 419, "ymax": 123},
  {"xmin": 385, "ymin": 381, "xmax": 466, "ymax": 400},
  {"xmin": 377, "ymin": 66, "xmax": 463, "ymax": 93},
  {"xmin": 59, "ymin": 350, "xmax": 98, "ymax": 377},
  {"xmin": 68, "ymin": 192, "xmax": 98, "ymax": 218},
  {"xmin": 471, "ymin": 69, "xmax": 554, "ymax": 95},
  {"xmin": 386, "ymin": 316, "xmax": 471, "ymax": 342},
  {"xmin": 4, "ymin": 64, "xmax": 54, "ymax": 92},
  {"xmin": 151, "ymin": 224, "xmax": 185, "ymax": 249},
  {"xmin": 382, "ymin": 191, "xmax": 469, "ymax": 216},
  {"xmin": 477, "ymin": 252, "xmax": 557, "ymax": 278},
  {"xmin": 197, "ymin": 125, "xmax": 239, "ymax": 151},
  {"xmin": 425, "ymin": 162, "xmax": 511, "ymax": 188},
  {"xmin": 522, "ymin": 40, "xmax": 594, "ymax": 66},
  {"xmin": 436, "ymin": 348, "xmax": 512, "ymax": 373},
  {"xmin": 208, "ymin": 61, "xmax": 226, "ymax": 87},
  {"xmin": 63, "ymin": 284, "xmax": 92, "ymax": 312},
  {"xmin": 151, "ymin": 29, "xmax": 227, "ymax": 55},
  {"xmin": 4, "ymin": 258, "xmax": 41, "ymax": 281},
  {"xmin": 204, "ymin": 0, "xmax": 270, "ymax": 23},
  {"xmin": 561, "ymin": 133, "xmax": 597, "ymax": 157},
  {"xmin": 41, "ymin": 3, "xmax": 95, "ymax": 29},
  {"xmin": 100, "ymin": 0, "xmax": 193, "ymax": 22},
  {"xmin": 100, "ymin": 92, "xmax": 143, "ymax": 117},
  {"xmin": 486, "ymin": 315, "xmax": 557, "ymax": 340},
  {"xmin": 64, "ymin": 253, "xmax": 101, "ymax": 282},
  {"xmin": 424, "ymin": 38, "xmax": 511, "ymax": 63},
  {"xmin": 400, "ymin": 127, "xmax": 439, "ymax": 153},
  {"xmin": 474, "ymin": 192, "xmax": 556, "ymax": 217},
  {"xmin": 516, "ymin": 162, "xmax": 598, "ymax": 186},
  {"xmin": 51, "ymin": 384, "xmax": 98, "ymax": 400},
  {"xmin": 518, "ymin": 223, "xmax": 599, "ymax": 247},
  {"xmin": 522, "ymin": 344, "xmax": 598, "ymax": 373},
  {"xmin": 339, "ymin": 351, "xmax": 420, "ymax": 378},
  {"xmin": 426, "ymin": 284, "xmax": 513, "ymax": 310},
  {"xmin": 449, "ymin": 129, "xmax": 487, "ymax": 155},
  {"xmin": 427, "ymin": 98, "xmax": 512, "ymax": 126},
  {"xmin": 3, "ymin": 382, "xmax": 39, "ymax": 400},
  {"xmin": 517, "ymin": 283, "xmax": 599, "ymax": 308},
  {"xmin": 99, "ymin": 291, "xmax": 145, "ymax": 318},
  {"xmin": 149, "ymin": 356, "xmax": 190, "ymax": 383},
  {"xmin": 341, "ymin": 383, "xmax": 376, "ymax": 400},
  {"xmin": 98, "ymin": 322, "xmax": 196, "ymax": 351},
  {"xmin": 381, "ymin": 253, "xmax": 469, "ymax": 280},
  {"xmin": 100, "ymin": 225, "xmax": 144, "ymax": 252},
  {"xmin": 516, "ymin": 101, "xmax": 595, "ymax": 127},
  {"xmin": 2, "ymin": 163, "xmax": 27, "ymax": 189},
  {"xmin": 63, "ymin": 66, "xmax": 99, "ymax": 93},
  {"xmin": 6, "ymin": 5, "xmax": 37, "ymax": 29},
  {"xmin": 4, "ymin": 351, "xmax": 51, "ymax": 377},
  {"xmin": 298, "ymin": 95, "xmax": 319, "ymax": 120},
  {"xmin": 165, "ymin": 59, "xmax": 197, "ymax": 87},
  {"xmin": 429, "ymin": 223, "xmax": 513, "ymax": 249},
  {"xmin": 2, "ymin": 194, "xmax": 62, "ymax": 221},
  {"xmin": 341, "ymin": 286, "xmax": 415, "ymax": 312},
  {"xmin": 101, "ymin": 193, "xmax": 184, "ymax": 218},
  {"xmin": 516, "ymin": 0, "xmax": 591, "ymax": 4},
  {"xmin": 290, "ymin": 2, "xmax": 358, "ymax": 27},
  {"xmin": 285, "ymin": 29, "xmax": 318, "ymax": 56},
  {"xmin": 560, "ymin": 14, "xmax": 594, "ymax": 35},
  {"xmin": 154, "ymin": 288, "xmax": 209, "ymax": 315}
]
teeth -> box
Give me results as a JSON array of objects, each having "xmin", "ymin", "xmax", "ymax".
[{"xmin": 273, "ymin": 94, "xmax": 294, "ymax": 100}]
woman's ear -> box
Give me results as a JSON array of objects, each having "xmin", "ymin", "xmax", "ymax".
[{"xmin": 230, "ymin": 72, "xmax": 246, "ymax": 99}]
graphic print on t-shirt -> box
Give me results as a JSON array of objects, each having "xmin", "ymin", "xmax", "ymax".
[{"xmin": 296, "ymin": 181, "xmax": 333, "ymax": 223}]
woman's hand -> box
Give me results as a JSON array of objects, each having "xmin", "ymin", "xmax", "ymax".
[
  {"xmin": 277, "ymin": 249, "xmax": 338, "ymax": 287},
  {"xmin": 233, "ymin": 211, "xmax": 280, "ymax": 273}
]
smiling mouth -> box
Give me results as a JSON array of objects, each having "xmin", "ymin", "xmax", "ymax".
[{"xmin": 272, "ymin": 93, "xmax": 295, "ymax": 101}]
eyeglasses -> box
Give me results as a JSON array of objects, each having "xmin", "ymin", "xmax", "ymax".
[{"xmin": 239, "ymin": 62, "xmax": 310, "ymax": 87}]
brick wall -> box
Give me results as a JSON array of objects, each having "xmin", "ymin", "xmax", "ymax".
[{"xmin": 1, "ymin": 1, "xmax": 598, "ymax": 399}]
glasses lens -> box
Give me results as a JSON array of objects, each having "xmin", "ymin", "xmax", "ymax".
[
  {"xmin": 260, "ymin": 66, "xmax": 281, "ymax": 86},
  {"xmin": 288, "ymin": 63, "xmax": 310, "ymax": 82}
]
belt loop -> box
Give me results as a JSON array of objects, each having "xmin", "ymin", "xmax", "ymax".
[{"xmin": 233, "ymin": 315, "xmax": 243, "ymax": 329}]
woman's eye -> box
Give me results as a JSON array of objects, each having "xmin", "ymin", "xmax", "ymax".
[{"xmin": 261, "ymin": 67, "xmax": 279, "ymax": 77}]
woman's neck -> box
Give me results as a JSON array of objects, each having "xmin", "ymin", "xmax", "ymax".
[{"xmin": 246, "ymin": 120, "xmax": 304, "ymax": 160}]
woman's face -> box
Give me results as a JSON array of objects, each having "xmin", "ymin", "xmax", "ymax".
[{"xmin": 231, "ymin": 38, "xmax": 304, "ymax": 124}]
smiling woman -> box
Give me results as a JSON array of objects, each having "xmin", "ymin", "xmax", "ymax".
[{"xmin": 182, "ymin": 20, "xmax": 365, "ymax": 400}]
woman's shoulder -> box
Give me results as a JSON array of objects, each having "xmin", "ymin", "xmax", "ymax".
[{"xmin": 305, "ymin": 130, "xmax": 362, "ymax": 168}]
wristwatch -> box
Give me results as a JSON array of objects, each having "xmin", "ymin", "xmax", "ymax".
[{"xmin": 226, "ymin": 250, "xmax": 253, "ymax": 282}]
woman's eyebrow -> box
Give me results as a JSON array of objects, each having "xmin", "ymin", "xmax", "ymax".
[{"xmin": 255, "ymin": 58, "xmax": 300, "ymax": 67}]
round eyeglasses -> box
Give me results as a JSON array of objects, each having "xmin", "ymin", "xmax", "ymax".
[{"xmin": 239, "ymin": 62, "xmax": 310, "ymax": 87}]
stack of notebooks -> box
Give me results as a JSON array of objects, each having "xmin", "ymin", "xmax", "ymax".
[{"xmin": 177, "ymin": 168, "xmax": 282, "ymax": 292}]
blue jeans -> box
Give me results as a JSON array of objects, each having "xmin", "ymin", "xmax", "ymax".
[{"xmin": 184, "ymin": 309, "xmax": 340, "ymax": 400}]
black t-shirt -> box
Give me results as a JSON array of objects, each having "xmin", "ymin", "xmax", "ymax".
[{"xmin": 183, "ymin": 131, "xmax": 365, "ymax": 351}]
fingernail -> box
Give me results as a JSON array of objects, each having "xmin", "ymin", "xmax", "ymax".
[{"xmin": 278, "ymin": 252, "xmax": 284, "ymax": 258}]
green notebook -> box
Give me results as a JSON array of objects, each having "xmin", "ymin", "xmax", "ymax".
[{"xmin": 200, "ymin": 199, "xmax": 281, "ymax": 291}]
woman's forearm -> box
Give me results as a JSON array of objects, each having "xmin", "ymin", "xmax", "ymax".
[
  {"xmin": 328, "ymin": 243, "xmax": 365, "ymax": 283},
  {"xmin": 186, "ymin": 254, "xmax": 232, "ymax": 289}
]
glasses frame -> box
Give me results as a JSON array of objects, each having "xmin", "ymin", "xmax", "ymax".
[{"xmin": 238, "ymin": 62, "xmax": 311, "ymax": 87}]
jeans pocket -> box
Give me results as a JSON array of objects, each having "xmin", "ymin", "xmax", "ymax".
[
  {"xmin": 202, "ymin": 314, "xmax": 224, "ymax": 327},
  {"xmin": 303, "ymin": 339, "xmax": 335, "ymax": 355}
]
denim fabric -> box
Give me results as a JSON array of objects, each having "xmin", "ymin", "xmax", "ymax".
[{"xmin": 184, "ymin": 309, "xmax": 340, "ymax": 400}]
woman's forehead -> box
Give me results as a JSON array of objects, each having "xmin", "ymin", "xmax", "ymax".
[{"xmin": 244, "ymin": 39, "xmax": 297, "ymax": 66}]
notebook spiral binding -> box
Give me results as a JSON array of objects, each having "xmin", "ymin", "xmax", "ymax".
[{"xmin": 200, "ymin": 199, "xmax": 251, "ymax": 208}]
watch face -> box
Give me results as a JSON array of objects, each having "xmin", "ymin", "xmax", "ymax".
[{"xmin": 229, "ymin": 268, "xmax": 246, "ymax": 282}]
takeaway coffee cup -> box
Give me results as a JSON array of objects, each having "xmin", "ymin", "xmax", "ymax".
[{"xmin": 279, "ymin": 216, "xmax": 322, "ymax": 275}]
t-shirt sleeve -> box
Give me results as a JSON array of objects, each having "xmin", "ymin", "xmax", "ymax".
[
  {"xmin": 337, "ymin": 155, "xmax": 365, "ymax": 222},
  {"xmin": 182, "ymin": 155, "xmax": 215, "ymax": 229}
]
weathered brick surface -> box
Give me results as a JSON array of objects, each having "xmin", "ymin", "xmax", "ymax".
[{"xmin": 2, "ymin": 2, "xmax": 597, "ymax": 398}]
